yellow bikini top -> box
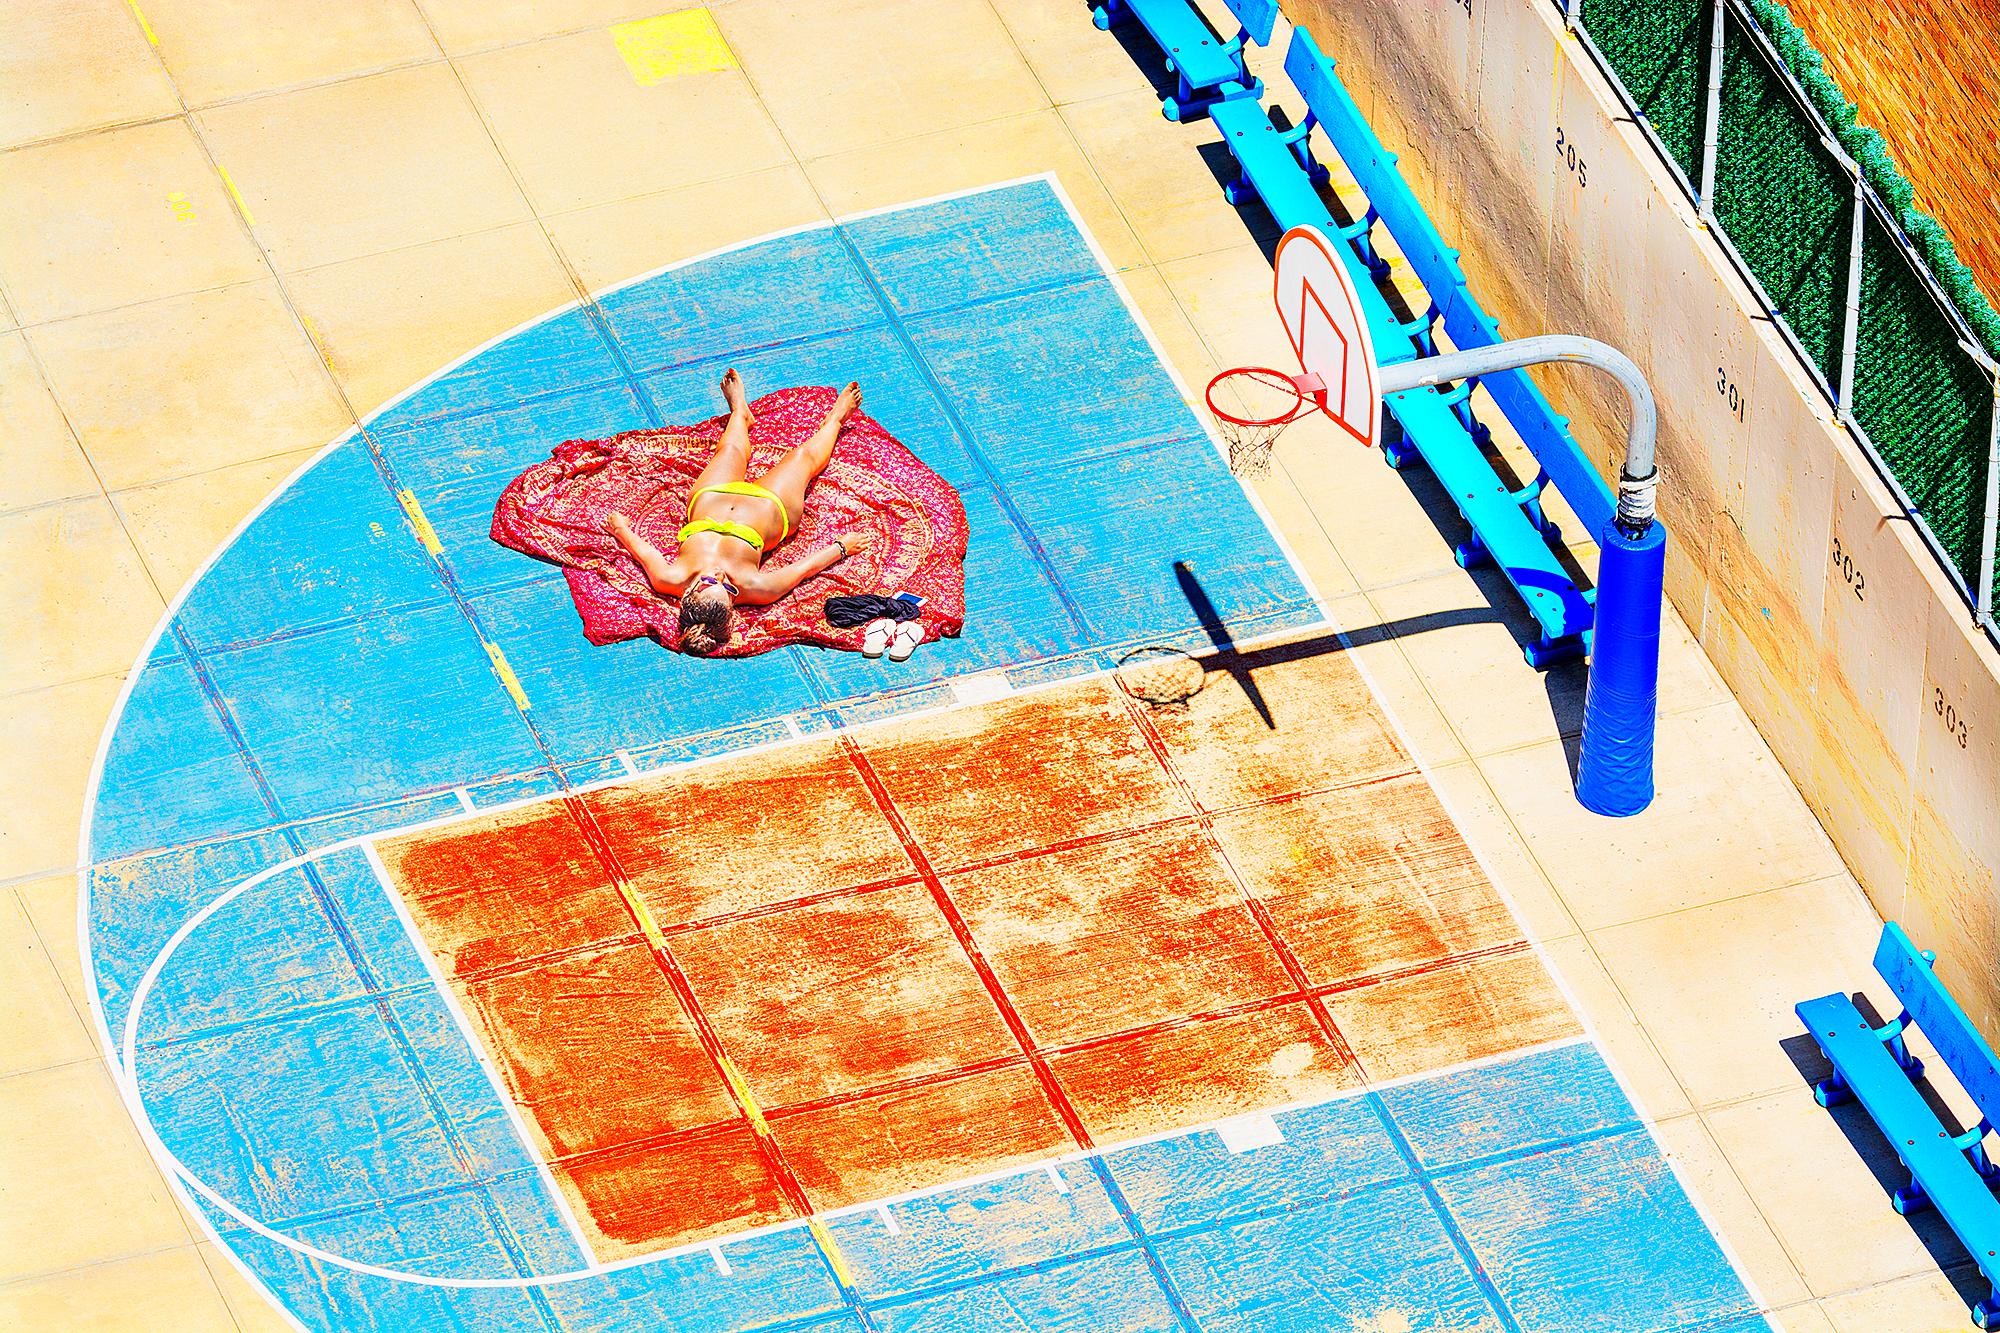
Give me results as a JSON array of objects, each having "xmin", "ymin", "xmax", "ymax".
[
  {"xmin": 677, "ymin": 481, "xmax": 792, "ymax": 554},
  {"xmin": 676, "ymin": 517, "xmax": 765, "ymax": 551}
]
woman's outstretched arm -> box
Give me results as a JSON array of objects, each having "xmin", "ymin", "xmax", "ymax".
[
  {"xmin": 604, "ymin": 512, "xmax": 686, "ymax": 596},
  {"xmin": 737, "ymin": 531, "xmax": 875, "ymax": 606}
]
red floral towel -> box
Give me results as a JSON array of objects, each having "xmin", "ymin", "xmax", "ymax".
[{"xmin": 489, "ymin": 386, "xmax": 968, "ymax": 657}]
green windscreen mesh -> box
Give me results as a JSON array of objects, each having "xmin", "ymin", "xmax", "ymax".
[
  {"xmin": 1574, "ymin": 0, "xmax": 1998, "ymax": 605},
  {"xmin": 1577, "ymin": 0, "xmax": 1708, "ymax": 178},
  {"xmin": 1853, "ymin": 213, "xmax": 1994, "ymax": 588},
  {"xmin": 1711, "ymin": 15, "xmax": 1851, "ymax": 386}
]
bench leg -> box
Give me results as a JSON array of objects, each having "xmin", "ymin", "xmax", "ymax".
[
  {"xmin": 1345, "ymin": 225, "xmax": 1390, "ymax": 280},
  {"xmin": 1451, "ymin": 398, "xmax": 1478, "ymax": 437},
  {"xmin": 1969, "ymin": 1140, "xmax": 2000, "ymax": 1185},
  {"xmin": 1222, "ymin": 175, "xmax": 1255, "ymax": 207},
  {"xmin": 1453, "ymin": 534, "xmax": 1490, "ymax": 571},
  {"xmin": 1885, "ymin": 1031, "xmax": 1926, "ymax": 1079},
  {"xmin": 1525, "ymin": 632, "xmax": 1586, "ymax": 668},
  {"xmin": 1290, "ymin": 142, "xmax": 1331, "ymax": 185},
  {"xmin": 1090, "ymin": 0, "xmax": 1127, "ymax": 30},
  {"xmin": 1447, "ymin": 394, "xmax": 1492, "ymax": 450},
  {"xmin": 1975, "ymin": 1292, "xmax": 2000, "ymax": 1329},
  {"xmin": 1162, "ymin": 74, "xmax": 1262, "ymax": 123},
  {"xmin": 1811, "ymin": 1074, "xmax": 1853, "ymax": 1107},
  {"xmin": 1161, "ymin": 70, "xmax": 1206, "ymax": 122},
  {"xmin": 1891, "ymin": 1174, "xmax": 1931, "ymax": 1216},
  {"xmin": 1513, "ymin": 477, "xmax": 1561, "ymax": 544},
  {"xmin": 1379, "ymin": 409, "xmax": 1417, "ymax": 470}
]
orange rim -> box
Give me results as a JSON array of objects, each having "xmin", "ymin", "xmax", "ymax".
[{"xmin": 1204, "ymin": 366, "xmax": 1310, "ymax": 427}]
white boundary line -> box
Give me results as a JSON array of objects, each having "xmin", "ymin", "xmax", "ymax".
[
  {"xmin": 71, "ymin": 172, "xmax": 1771, "ymax": 1316},
  {"xmin": 119, "ymin": 852, "xmax": 1594, "ymax": 1291},
  {"xmin": 67, "ymin": 173, "xmax": 1098, "ymax": 1324},
  {"xmin": 357, "ymin": 844, "xmax": 598, "ymax": 1263},
  {"xmin": 74, "ymin": 172, "xmax": 1090, "ymax": 1076},
  {"xmin": 1050, "ymin": 165, "xmax": 1778, "ymax": 1321}
]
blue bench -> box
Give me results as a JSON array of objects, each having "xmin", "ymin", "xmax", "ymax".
[
  {"xmin": 1797, "ymin": 923, "xmax": 2000, "ymax": 1327},
  {"xmin": 1091, "ymin": 0, "xmax": 1264, "ymax": 121},
  {"xmin": 1207, "ymin": 27, "xmax": 1599, "ymax": 662},
  {"xmin": 1290, "ymin": 31, "xmax": 1616, "ymax": 545}
]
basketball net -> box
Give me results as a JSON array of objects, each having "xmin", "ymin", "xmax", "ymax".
[{"xmin": 1205, "ymin": 367, "xmax": 1316, "ymax": 475}]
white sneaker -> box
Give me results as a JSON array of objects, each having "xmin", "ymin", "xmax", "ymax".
[
  {"xmin": 887, "ymin": 620, "xmax": 924, "ymax": 662},
  {"xmin": 861, "ymin": 618, "xmax": 894, "ymax": 657}
]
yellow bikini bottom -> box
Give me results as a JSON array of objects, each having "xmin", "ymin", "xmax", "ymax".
[{"xmin": 678, "ymin": 481, "xmax": 791, "ymax": 553}]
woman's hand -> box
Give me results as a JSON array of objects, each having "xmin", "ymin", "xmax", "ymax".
[{"xmin": 838, "ymin": 531, "xmax": 877, "ymax": 557}]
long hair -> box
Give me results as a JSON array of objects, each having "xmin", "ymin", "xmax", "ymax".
[{"xmin": 677, "ymin": 589, "xmax": 732, "ymax": 655}]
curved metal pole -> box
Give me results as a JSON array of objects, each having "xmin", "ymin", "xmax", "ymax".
[{"xmin": 1377, "ymin": 334, "xmax": 1659, "ymax": 535}]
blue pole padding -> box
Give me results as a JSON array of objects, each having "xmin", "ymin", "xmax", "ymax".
[{"xmin": 1575, "ymin": 517, "xmax": 1667, "ymax": 816}]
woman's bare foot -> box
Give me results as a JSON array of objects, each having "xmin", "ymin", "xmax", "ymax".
[
  {"xmin": 720, "ymin": 368, "xmax": 755, "ymax": 428},
  {"xmin": 827, "ymin": 381, "xmax": 862, "ymax": 429}
]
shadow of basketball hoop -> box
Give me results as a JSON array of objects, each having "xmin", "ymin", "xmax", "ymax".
[
  {"xmin": 1114, "ymin": 644, "xmax": 1208, "ymax": 711},
  {"xmin": 1116, "ymin": 563, "xmax": 1584, "ymax": 755}
]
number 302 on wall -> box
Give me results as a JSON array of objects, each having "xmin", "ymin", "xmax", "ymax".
[
  {"xmin": 1554, "ymin": 127, "xmax": 1587, "ymax": 187},
  {"xmin": 1830, "ymin": 535, "xmax": 1865, "ymax": 600}
]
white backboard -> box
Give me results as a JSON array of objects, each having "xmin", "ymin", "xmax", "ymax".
[{"xmin": 1273, "ymin": 224, "xmax": 1379, "ymax": 449}]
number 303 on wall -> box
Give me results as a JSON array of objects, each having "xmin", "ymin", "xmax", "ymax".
[{"xmin": 1935, "ymin": 687, "xmax": 1970, "ymax": 750}]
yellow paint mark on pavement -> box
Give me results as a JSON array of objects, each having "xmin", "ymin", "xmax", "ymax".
[
  {"xmin": 484, "ymin": 642, "xmax": 530, "ymax": 710},
  {"xmin": 216, "ymin": 167, "xmax": 255, "ymax": 227},
  {"xmin": 611, "ymin": 9, "xmax": 734, "ymax": 86},
  {"xmin": 618, "ymin": 882, "xmax": 670, "ymax": 953},
  {"xmin": 717, "ymin": 1056, "xmax": 769, "ymax": 1135},
  {"xmin": 125, "ymin": 0, "xmax": 159, "ymax": 45},
  {"xmin": 298, "ymin": 312, "xmax": 329, "ymax": 358},
  {"xmin": 396, "ymin": 490, "xmax": 443, "ymax": 556},
  {"xmin": 807, "ymin": 1218, "xmax": 855, "ymax": 1287}
]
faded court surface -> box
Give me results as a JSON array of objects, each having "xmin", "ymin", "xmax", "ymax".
[
  {"xmin": 79, "ymin": 181, "xmax": 1758, "ymax": 1328},
  {"xmin": 1, "ymin": 1, "xmax": 1951, "ymax": 1330}
]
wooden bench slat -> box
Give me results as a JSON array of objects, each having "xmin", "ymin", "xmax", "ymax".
[
  {"xmin": 1207, "ymin": 99, "xmax": 1330, "ymax": 234},
  {"xmin": 1095, "ymin": 0, "xmax": 1258, "ymax": 120},
  {"xmin": 1284, "ymin": 30, "xmax": 1466, "ymax": 295},
  {"xmin": 1204, "ymin": 85, "xmax": 1588, "ymax": 650},
  {"xmin": 1878, "ymin": 922, "xmax": 2000, "ymax": 1134},
  {"xmin": 1287, "ymin": 27, "xmax": 1617, "ymax": 542},
  {"xmin": 1388, "ymin": 392, "xmax": 1594, "ymax": 640},
  {"xmin": 1801, "ymin": 994, "xmax": 2000, "ymax": 1221},
  {"xmin": 1221, "ymin": 0, "xmax": 1279, "ymax": 47},
  {"xmin": 1124, "ymin": 0, "xmax": 1239, "ymax": 86},
  {"xmin": 1798, "ymin": 991, "xmax": 2000, "ymax": 1320}
]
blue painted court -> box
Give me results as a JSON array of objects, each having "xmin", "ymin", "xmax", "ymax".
[{"xmin": 85, "ymin": 180, "xmax": 1767, "ymax": 1331}]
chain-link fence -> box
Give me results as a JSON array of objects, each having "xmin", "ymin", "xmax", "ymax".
[{"xmin": 1565, "ymin": 0, "xmax": 2000, "ymax": 626}]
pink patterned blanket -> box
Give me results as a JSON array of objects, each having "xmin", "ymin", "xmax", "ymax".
[{"xmin": 489, "ymin": 386, "xmax": 968, "ymax": 657}]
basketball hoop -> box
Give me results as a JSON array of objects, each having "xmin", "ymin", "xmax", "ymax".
[{"xmin": 1206, "ymin": 366, "xmax": 1315, "ymax": 475}]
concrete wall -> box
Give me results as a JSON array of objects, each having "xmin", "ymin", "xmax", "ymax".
[{"xmin": 1281, "ymin": 0, "xmax": 2000, "ymax": 1031}]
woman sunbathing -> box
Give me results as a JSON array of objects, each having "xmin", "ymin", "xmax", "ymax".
[{"xmin": 602, "ymin": 370, "xmax": 873, "ymax": 655}]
